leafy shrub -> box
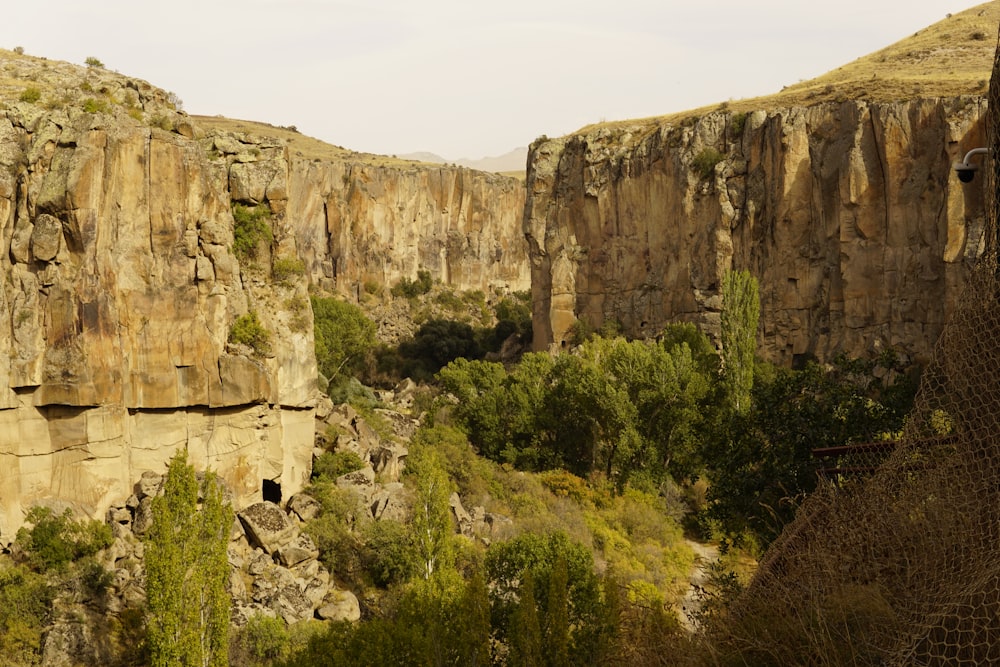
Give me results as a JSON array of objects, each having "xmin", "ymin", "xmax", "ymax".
[
  {"xmin": 231, "ymin": 613, "xmax": 289, "ymax": 666},
  {"xmin": 149, "ymin": 114, "xmax": 173, "ymax": 131},
  {"xmin": 434, "ymin": 289, "xmax": 464, "ymax": 313},
  {"xmin": 494, "ymin": 292, "xmax": 532, "ymax": 337},
  {"xmin": 692, "ymin": 148, "xmax": 725, "ymax": 179},
  {"xmin": 399, "ymin": 318, "xmax": 482, "ymax": 379},
  {"xmin": 82, "ymin": 97, "xmax": 109, "ymax": 114},
  {"xmin": 391, "ymin": 269, "xmax": 433, "ymax": 298},
  {"xmin": 271, "ymin": 257, "xmax": 305, "ymax": 284},
  {"xmin": 84, "ymin": 56, "xmax": 104, "ymax": 68},
  {"xmin": 301, "ymin": 482, "xmax": 367, "ymax": 586},
  {"xmin": 18, "ymin": 87, "xmax": 40, "ymax": 103},
  {"xmin": 360, "ymin": 519, "xmax": 416, "ymax": 588},
  {"xmin": 229, "ymin": 311, "xmax": 271, "ymax": 357},
  {"xmin": 0, "ymin": 564, "xmax": 53, "ymax": 663},
  {"xmin": 312, "ymin": 296, "xmax": 377, "ymax": 386},
  {"xmin": 730, "ymin": 112, "xmax": 748, "ymax": 136},
  {"xmin": 312, "ymin": 450, "xmax": 365, "ymax": 482},
  {"xmin": 232, "ymin": 203, "xmax": 273, "ymax": 261},
  {"xmin": 15, "ymin": 506, "xmax": 113, "ymax": 572}
]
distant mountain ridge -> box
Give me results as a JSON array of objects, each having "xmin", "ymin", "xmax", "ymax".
[{"xmin": 401, "ymin": 147, "xmax": 528, "ymax": 173}]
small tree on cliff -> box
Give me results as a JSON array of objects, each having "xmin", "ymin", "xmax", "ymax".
[
  {"xmin": 145, "ymin": 449, "xmax": 233, "ymax": 667},
  {"xmin": 720, "ymin": 269, "xmax": 760, "ymax": 415}
]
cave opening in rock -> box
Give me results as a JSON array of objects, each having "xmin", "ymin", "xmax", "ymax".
[{"xmin": 262, "ymin": 478, "xmax": 282, "ymax": 504}]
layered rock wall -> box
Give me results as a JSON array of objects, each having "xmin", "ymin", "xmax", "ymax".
[
  {"xmin": 525, "ymin": 97, "xmax": 987, "ymax": 365},
  {"xmin": 0, "ymin": 64, "xmax": 527, "ymax": 542}
]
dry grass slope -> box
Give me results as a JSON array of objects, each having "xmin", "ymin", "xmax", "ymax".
[{"xmin": 580, "ymin": 1, "xmax": 1000, "ymax": 134}]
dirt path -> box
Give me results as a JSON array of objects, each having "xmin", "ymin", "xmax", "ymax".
[{"xmin": 680, "ymin": 539, "xmax": 719, "ymax": 632}]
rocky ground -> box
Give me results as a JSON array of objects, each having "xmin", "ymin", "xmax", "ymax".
[{"xmin": 37, "ymin": 381, "xmax": 511, "ymax": 666}]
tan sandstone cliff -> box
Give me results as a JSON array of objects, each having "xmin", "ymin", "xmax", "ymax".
[
  {"xmin": 525, "ymin": 96, "xmax": 987, "ymax": 365},
  {"xmin": 0, "ymin": 52, "xmax": 527, "ymax": 543}
]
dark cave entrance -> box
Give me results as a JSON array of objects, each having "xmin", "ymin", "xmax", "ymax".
[{"xmin": 262, "ymin": 478, "xmax": 282, "ymax": 504}]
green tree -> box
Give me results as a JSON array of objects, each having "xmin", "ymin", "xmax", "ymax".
[
  {"xmin": 545, "ymin": 556, "xmax": 571, "ymax": 667},
  {"xmin": 145, "ymin": 450, "xmax": 233, "ymax": 667},
  {"xmin": 721, "ymin": 269, "xmax": 760, "ymax": 414},
  {"xmin": 311, "ymin": 296, "xmax": 376, "ymax": 387},
  {"xmin": 0, "ymin": 564, "xmax": 54, "ymax": 664},
  {"xmin": 14, "ymin": 506, "xmax": 112, "ymax": 572},
  {"xmin": 399, "ymin": 318, "xmax": 483, "ymax": 379},
  {"xmin": 486, "ymin": 532, "xmax": 604, "ymax": 663},
  {"xmin": 404, "ymin": 448, "xmax": 456, "ymax": 579},
  {"xmin": 706, "ymin": 355, "xmax": 916, "ymax": 546},
  {"xmin": 508, "ymin": 570, "xmax": 543, "ymax": 667}
]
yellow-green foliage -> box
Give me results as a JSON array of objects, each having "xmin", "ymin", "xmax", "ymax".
[
  {"xmin": 0, "ymin": 561, "xmax": 53, "ymax": 664},
  {"xmin": 585, "ymin": 488, "xmax": 694, "ymax": 603},
  {"xmin": 229, "ymin": 311, "xmax": 271, "ymax": 357},
  {"xmin": 272, "ymin": 257, "xmax": 306, "ymax": 284},
  {"xmin": 692, "ymin": 147, "xmax": 725, "ymax": 179},
  {"xmin": 82, "ymin": 97, "xmax": 109, "ymax": 114},
  {"xmin": 18, "ymin": 86, "xmax": 40, "ymax": 103},
  {"xmin": 232, "ymin": 203, "xmax": 273, "ymax": 261}
]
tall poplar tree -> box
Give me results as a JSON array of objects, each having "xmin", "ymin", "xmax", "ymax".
[
  {"xmin": 145, "ymin": 449, "xmax": 233, "ymax": 667},
  {"xmin": 405, "ymin": 448, "xmax": 455, "ymax": 580},
  {"xmin": 721, "ymin": 269, "xmax": 760, "ymax": 415}
]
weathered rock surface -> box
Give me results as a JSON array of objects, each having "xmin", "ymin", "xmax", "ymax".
[
  {"xmin": 525, "ymin": 98, "xmax": 988, "ymax": 365},
  {"xmin": 238, "ymin": 501, "xmax": 296, "ymax": 554},
  {"xmin": 0, "ymin": 51, "xmax": 526, "ymax": 542}
]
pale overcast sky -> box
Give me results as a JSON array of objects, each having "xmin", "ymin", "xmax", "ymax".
[{"xmin": 3, "ymin": 1, "xmax": 990, "ymax": 160}]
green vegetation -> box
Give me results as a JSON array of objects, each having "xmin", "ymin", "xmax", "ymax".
[
  {"xmin": 1, "ymin": 506, "xmax": 114, "ymax": 664},
  {"xmin": 390, "ymin": 269, "xmax": 433, "ymax": 298},
  {"xmin": 311, "ymin": 450, "xmax": 365, "ymax": 480},
  {"xmin": 730, "ymin": 111, "xmax": 748, "ymax": 136},
  {"xmin": 438, "ymin": 325, "xmax": 718, "ymax": 487},
  {"xmin": 271, "ymin": 257, "xmax": 305, "ymax": 284},
  {"xmin": 311, "ymin": 296, "xmax": 377, "ymax": 388},
  {"xmin": 84, "ymin": 56, "xmax": 104, "ymax": 68},
  {"xmin": 82, "ymin": 97, "xmax": 109, "ymax": 114},
  {"xmin": 150, "ymin": 114, "xmax": 173, "ymax": 131},
  {"xmin": 398, "ymin": 318, "xmax": 483, "ymax": 380},
  {"xmin": 145, "ymin": 450, "xmax": 233, "ymax": 667},
  {"xmin": 232, "ymin": 203, "xmax": 273, "ymax": 262},
  {"xmin": 705, "ymin": 352, "xmax": 915, "ymax": 546},
  {"xmin": 692, "ymin": 147, "xmax": 725, "ymax": 179},
  {"xmin": 721, "ymin": 269, "xmax": 760, "ymax": 415},
  {"xmin": 229, "ymin": 310, "xmax": 271, "ymax": 357},
  {"xmin": 0, "ymin": 564, "xmax": 53, "ymax": 664},
  {"xmin": 230, "ymin": 614, "xmax": 290, "ymax": 667},
  {"xmin": 18, "ymin": 86, "xmax": 40, "ymax": 103},
  {"xmin": 15, "ymin": 506, "xmax": 112, "ymax": 572},
  {"xmin": 404, "ymin": 447, "xmax": 456, "ymax": 579}
]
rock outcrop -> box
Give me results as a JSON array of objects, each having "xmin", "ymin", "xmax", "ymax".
[
  {"xmin": 525, "ymin": 97, "xmax": 988, "ymax": 365},
  {"xmin": 0, "ymin": 50, "xmax": 528, "ymax": 543}
]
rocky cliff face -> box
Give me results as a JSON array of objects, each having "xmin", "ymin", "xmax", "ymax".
[
  {"xmin": 525, "ymin": 97, "xmax": 987, "ymax": 365},
  {"xmin": 0, "ymin": 52, "xmax": 527, "ymax": 543}
]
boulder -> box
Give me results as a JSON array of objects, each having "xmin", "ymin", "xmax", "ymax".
[
  {"xmin": 336, "ymin": 466, "xmax": 376, "ymax": 500},
  {"xmin": 316, "ymin": 589, "xmax": 361, "ymax": 623},
  {"xmin": 449, "ymin": 492, "xmax": 473, "ymax": 536},
  {"xmin": 238, "ymin": 502, "xmax": 296, "ymax": 554},
  {"xmin": 136, "ymin": 471, "xmax": 163, "ymax": 500},
  {"xmin": 286, "ymin": 493, "xmax": 321, "ymax": 522},
  {"xmin": 370, "ymin": 443, "xmax": 408, "ymax": 481},
  {"xmin": 276, "ymin": 534, "xmax": 319, "ymax": 568},
  {"xmin": 370, "ymin": 483, "xmax": 408, "ymax": 522},
  {"xmin": 30, "ymin": 213, "xmax": 62, "ymax": 262},
  {"xmin": 132, "ymin": 496, "xmax": 154, "ymax": 536}
]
